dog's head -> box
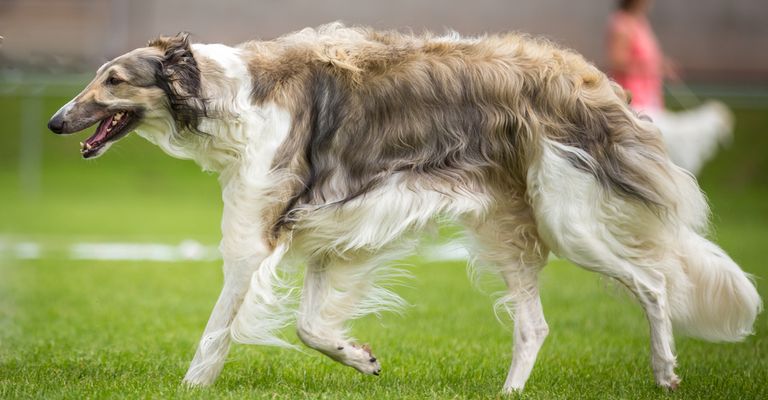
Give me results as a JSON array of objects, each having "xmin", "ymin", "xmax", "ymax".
[{"xmin": 47, "ymin": 33, "xmax": 205, "ymax": 158}]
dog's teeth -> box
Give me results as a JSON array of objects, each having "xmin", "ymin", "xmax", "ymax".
[
  {"xmin": 85, "ymin": 143, "xmax": 92, "ymax": 150},
  {"xmin": 79, "ymin": 141, "xmax": 84, "ymax": 147},
  {"xmin": 114, "ymin": 113, "xmax": 123, "ymax": 121},
  {"xmin": 111, "ymin": 119, "xmax": 117, "ymax": 126}
]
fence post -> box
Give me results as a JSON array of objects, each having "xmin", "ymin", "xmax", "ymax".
[{"xmin": 19, "ymin": 87, "xmax": 45, "ymax": 197}]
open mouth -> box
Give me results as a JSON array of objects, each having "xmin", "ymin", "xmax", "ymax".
[{"xmin": 80, "ymin": 111, "xmax": 138, "ymax": 158}]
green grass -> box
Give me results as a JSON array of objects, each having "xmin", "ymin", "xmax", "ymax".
[{"xmin": 1, "ymin": 92, "xmax": 767, "ymax": 398}]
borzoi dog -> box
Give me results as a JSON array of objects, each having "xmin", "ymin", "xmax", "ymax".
[{"xmin": 48, "ymin": 24, "xmax": 760, "ymax": 392}]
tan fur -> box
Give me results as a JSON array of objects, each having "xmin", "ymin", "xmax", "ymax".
[{"xmin": 231, "ymin": 25, "xmax": 675, "ymax": 241}]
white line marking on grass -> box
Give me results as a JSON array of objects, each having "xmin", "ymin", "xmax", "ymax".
[
  {"xmin": 422, "ymin": 242, "xmax": 471, "ymax": 261},
  {"xmin": 1, "ymin": 237, "xmax": 556, "ymax": 264},
  {"xmin": 0, "ymin": 238, "xmax": 482, "ymax": 263},
  {"xmin": 0, "ymin": 238, "xmax": 220, "ymax": 262},
  {"xmin": 70, "ymin": 240, "xmax": 220, "ymax": 262},
  {"xmin": 14, "ymin": 242, "xmax": 41, "ymax": 259}
]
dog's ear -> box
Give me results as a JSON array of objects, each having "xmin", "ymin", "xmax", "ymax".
[
  {"xmin": 147, "ymin": 31, "xmax": 191, "ymax": 54},
  {"xmin": 149, "ymin": 33, "xmax": 197, "ymax": 98},
  {"xmin": 148, "ymin": 32, "xmax": 207, "ymax": 134}
]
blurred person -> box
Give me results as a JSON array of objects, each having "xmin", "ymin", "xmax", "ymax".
[{"xmin": 607, "ymin": 0, "xmax": 733, "ymax": 175}]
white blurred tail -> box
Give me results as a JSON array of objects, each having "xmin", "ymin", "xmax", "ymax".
[{"xmin": 652, "ymin": 100, "xmax": 734, "ymax": 175}]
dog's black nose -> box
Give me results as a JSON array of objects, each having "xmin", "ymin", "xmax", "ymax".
[{"xmin": 48, "ymin": 115, "xmax": 65, "ymax": 134}]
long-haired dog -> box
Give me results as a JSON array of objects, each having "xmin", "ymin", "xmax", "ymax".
[{"xmin": 48, "ymin": 23, "xmax": 760, "ymax": 392}]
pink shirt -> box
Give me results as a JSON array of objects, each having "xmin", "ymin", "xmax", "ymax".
[{"xmin": 608, "ymin": 11, "xmax": 663, "ymax": 112}]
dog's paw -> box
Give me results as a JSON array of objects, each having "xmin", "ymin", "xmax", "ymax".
[
  {"xmin": 501, "ymin": 384, "xmax": 525, "ymax": 395},
  {"xmin": 656, "ymin": 374, "xmax": 681, "ymax": 391},
  {"xmin": 653, "ymin": 360, "xmax": 680, "ymax": 391},
  {"xmin": 181, "ymin": 376, "xmax": 215, "ymax": 388},
  {"xmin": 336, "ymin": 343, "xmax": 381, "ymax": 376}
]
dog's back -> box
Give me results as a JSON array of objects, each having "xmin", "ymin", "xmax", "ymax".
[{"xmin": 243, "ymin": 26, "xmax": 666, "ymax": 225}]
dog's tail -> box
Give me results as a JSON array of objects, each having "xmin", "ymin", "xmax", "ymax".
[
  {"xmin": 545, "ymin": 68, "xmax": 761, "ymax": 342},
  {"xmin": 667, "ymin": 229, "xmax": 762, "ymax": 342},
  {"xmin": 592, "ymin": 85, "xmax": 760, "ymax": 342},
  {"xmin": 544, "ymin": 72, "xmax": 709, "ymax": 233},
  {"xmin": 593, "ymin": 82, "xmax": 760, "ymax": 341}
]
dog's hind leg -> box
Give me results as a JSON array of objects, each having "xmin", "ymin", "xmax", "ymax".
[
  {"xmin": 539, "ymin": 233, "xmax": 679, "ymax": 389},
  {"xmin": 528, "ymin": 141, "xmax": 680, "ymax": 389},
  {"xmin": 295, "ymin": 249, "xmax": 406, "ymax": 376},
  {"xmin": 503, "ymin": 287, "xmax": 548, "ymax": 392},
  {"xmin": 466, "ymin": 204, "xmax": 550, "ymax": 393}
]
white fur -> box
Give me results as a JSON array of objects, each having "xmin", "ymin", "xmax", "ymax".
[
  {"xmin": 149, "ymin": 44, "xmax": 298, "ymax": 386},
  {"xmin": 293, "ymin": 175, "xmax": 490, "ymax": 254},
  {"xmin": 528, "ymin": 140, "xmax": 683, "ymax": 388},
  {"xmin": 524, "ymin": 139, "xmax": 761, "ymax": 390}
]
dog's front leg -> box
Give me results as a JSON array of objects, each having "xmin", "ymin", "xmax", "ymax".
[
  {"xmin": 183, "ymin": 189, "xmax": 273, "ymax": 387},
  {"xmin": 182, "ymin": 253, "xmax": 265, "ymax": 387}
]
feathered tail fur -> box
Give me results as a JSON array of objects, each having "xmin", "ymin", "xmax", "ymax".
[
  {"xmin": 669, "ymin": 228, "xmax": 761, "ymax": 341},
  {"xmin": 536, "ymin": 65, "xmax": 761, "ymax": 342}
]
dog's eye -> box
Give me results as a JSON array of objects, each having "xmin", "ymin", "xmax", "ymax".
[{"xmin": 106, "ymin": 76, "xmax": 124, "ymax": 86}]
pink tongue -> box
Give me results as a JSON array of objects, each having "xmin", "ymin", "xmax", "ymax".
[{"xmin": 86, "ymin": 117, "xmax": 113, "ymax": 145}]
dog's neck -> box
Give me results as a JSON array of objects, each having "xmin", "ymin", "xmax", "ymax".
[{"xmin": 136, "ymin": 43, "xmax": 292, "ymax": 184}]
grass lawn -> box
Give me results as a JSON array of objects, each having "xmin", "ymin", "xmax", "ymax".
[{"xmin": 0, "ymin": 92, "xmax": 767, "ymax": 398}]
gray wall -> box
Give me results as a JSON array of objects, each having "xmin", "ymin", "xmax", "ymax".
[{"xmin": 1, "ymin": 0, "xmax": 767, "ymax": 82}]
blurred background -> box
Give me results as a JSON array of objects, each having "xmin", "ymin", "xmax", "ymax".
[
  {"xmin": 0, "ymin": 1, "xmax": 766, "ymax": 397},
  {"xmin": 2, "ymin": 0, "xmax": 768, "ymax": 82},
  {"xmin": 2, "ymin": 0, "xmax": 766, "ymax": 245}
]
